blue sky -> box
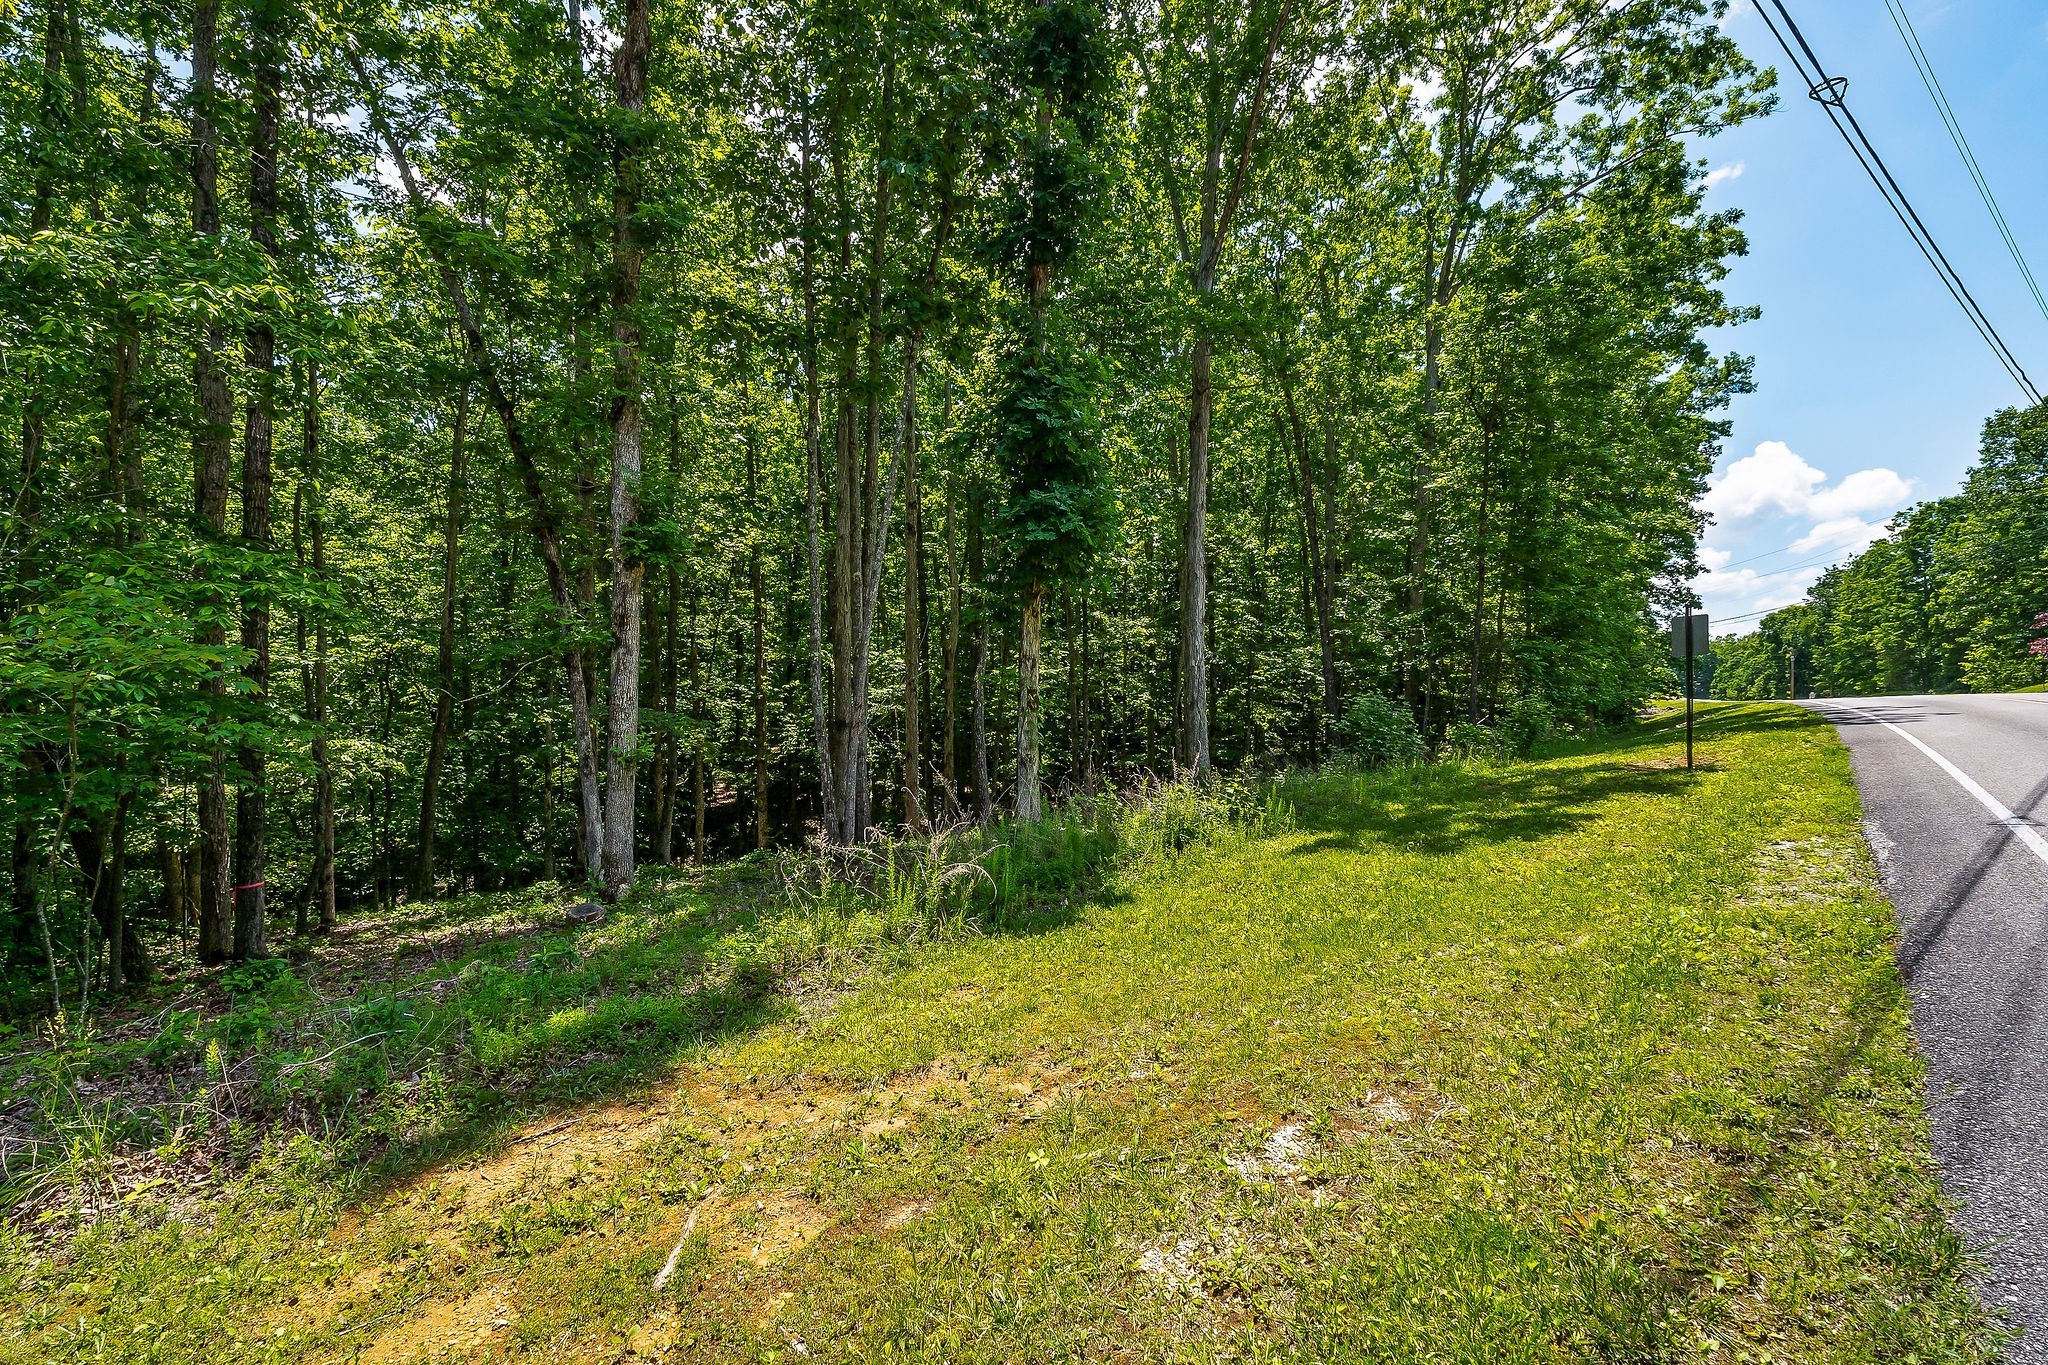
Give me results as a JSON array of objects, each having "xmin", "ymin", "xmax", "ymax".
[{"xmin": 1688, "ymin": 0, "xmax": 2048, "ymax": 634}]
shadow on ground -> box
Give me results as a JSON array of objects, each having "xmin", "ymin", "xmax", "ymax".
[{"xmin": 1282, "ymin": 703, "xmax": 1824, "ymax": 859}]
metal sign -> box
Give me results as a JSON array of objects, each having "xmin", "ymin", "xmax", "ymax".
[
  {"xmin": 1668, "ymin": 611, "xmax": 1706, "ymax": 770},
  {"xmin": 1667, "ymin": 613, "xmax": 1709, "ymax": 660}
]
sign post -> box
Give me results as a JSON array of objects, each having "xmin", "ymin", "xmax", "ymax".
[{"xmin": 1668, "ymin": 611, "xmax": 1708, "ymax": 770}]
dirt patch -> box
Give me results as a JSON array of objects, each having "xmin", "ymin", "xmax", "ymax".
[
  {"xmin": 436, "ymin": 1101, "xmax": 679, "ymax": 1210},
  {"xmin": 712, "ymin": 1191, "xmax": 832, "ymax": 1265},
  {"xmin": 624, "ymin": 1307, "xmax": 681, "ymax": 1360},
  {"xmin": 1331, "ymin": 1084, "xmax": 1442, "ymax": 1143},
  {"xmin": 359, "ymin": 1285, "xmax": 515, "ymax": 1363},
  {"xmin": 1625, "ymin": 757, "xmax": 1719, "ymax": 772},
  {"xmin": 878, "ymin": 1198, "xmax": 932, "ymax": 1229}
]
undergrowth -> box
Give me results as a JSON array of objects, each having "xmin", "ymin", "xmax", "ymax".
[{"xmin": 0, "ymin": 775, "xmax": 1292, "ymax": 1229}]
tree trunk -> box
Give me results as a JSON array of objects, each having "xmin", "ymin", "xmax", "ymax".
[
  {"xmin": 230, "ymin": 0, "xmax": 285, "ymax": 962},
  {"xmin": 1168, "ymin": 0, "xmax": 1287, "ymax": 778},
  {"xmin": 824, "ymin": 53, "xmax": 902, "ymax": 844},
  {"xmin": 940, "ymin": 396, "xmax": 961, "ymax": 815},
  {"xmin": 900, "ymin": 334, "xmax": 925, "ymax": 831},
  {"xmin": 1178, "ymin": 329, "xmax": 1213, "ymax": 777},
  {"xmin": 159, "ymin": 838, "xmax": 184, "ymax": 934},
  {"xmin": 749, "ymin": 464, "xmax": 770, "ymax": 851},
  {"xmin": 191, "ymin": 0, "xmax": 234, "ymax": 964},
  {"xmin": 1281, "ymin": 376, "xmax": 1337, "ymax": 741},
  {"xmin": 1071, "ymin": 588, "xmax": 1089, "ymax": 781},
  {"xmin": 1467, "ymin": 425, "xmax": 1493, "ymax": 724},
  {"xmin": 598, "ymin": 0, "xmax": 652, "ymax": 898},
  {"xmin": 688, "ymin": 595, "xmax": 705, "ymax": 859},
  {"xmin": 655, "ymin": 567, "xmax": 679, "ymax": 862},
  {"xmin": 305, "ymin": 364, "xmax": 337, "ymax": 933},
  {"xmin": 970, "ymin": 619, "xmax": 992, "ymax": 823},
  {"xmin": 1406, "ymin": 314, "xmax": 1440, "ymax": 717},
  {"xmin": 414, "ymin": 385, "xmax": 468, "ymax": 900},
  {"xmin": 798, "ymin": 117, "xmax": 833, "ymax": 843},
  {"xmin": 358, "ymin": 69, "xmax": 607, "ymax": 889},
  {"xmin": 1016, "ymin": 583, "xmax": 1046, "ymax": 820}
]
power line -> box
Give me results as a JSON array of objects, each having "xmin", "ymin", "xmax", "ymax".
[
  {"xmin": 1754, "ymin": 0, "xmax": 2041, "ymax": 405},
  {"xmin": 1707, "ymin": 541, "xmax": 1868, "ymax": 585},
  {"xmin": 1708, "ymin": 535, "xmax": 1845, "ymax": 574},
  {"xmin": 1884, "ymin": 0, "xmax": 2048, "ymax": 327}
]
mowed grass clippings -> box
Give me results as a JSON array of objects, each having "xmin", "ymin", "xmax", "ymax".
[{"xmin": 0, "ymin": 704, "xmax": 2001, "ymax": 1363}]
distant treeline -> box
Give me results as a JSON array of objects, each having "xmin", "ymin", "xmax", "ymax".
[{"xmin": 1711, "ymin": 402, "xmax": 2048, "ymax": 700}]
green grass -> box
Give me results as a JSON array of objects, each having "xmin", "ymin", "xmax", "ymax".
[{"xmin": 0, "ymin": 705, "xmax": 2003, "ymax": 1363}]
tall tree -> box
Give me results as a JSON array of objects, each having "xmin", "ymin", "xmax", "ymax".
[
  {"xmin": 599, "ymin": 0, "xmax": 654, "ymax": 896},
  {"xmin": 190, "ymin": 0, "xmax": 235, "ymax": 964},
  {"xmin": 997, "ymin": 0, "xmax": 1112, "ymax": 820}
]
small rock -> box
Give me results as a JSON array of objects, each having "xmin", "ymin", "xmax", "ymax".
[{"xmin": 565, "ymin": 901, "xmax": 606, "ymax": 926}]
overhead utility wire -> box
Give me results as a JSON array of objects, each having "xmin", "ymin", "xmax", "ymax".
[
  {"xmin": 1884, "ymin": 0, "xmax": 2048, "ymax": 327},
  {"xmin": 1761, "ymin": 1, "xmax": 2037, "ymax": 401},
  {"xmin": 1754, "ymin": 1, "xmax": 2040, "ymax": 405}
]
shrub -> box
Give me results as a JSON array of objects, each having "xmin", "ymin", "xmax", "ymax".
[
  {"xmin": 1337, "ymin": 694, "xmax": 1426, "ymax": 767},
  {"xmin": 1442, "ymin": 721, "xmax": 1506, "ymax": 762},
  {"xmin": 1499, "ymin": 696, "xmax": 1559, "ymax": 757}
]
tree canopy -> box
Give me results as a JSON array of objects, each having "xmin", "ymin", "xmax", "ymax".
[
  {"xmin": 3, "ymin": 0, "xmax": 1767, "ymax": 1011},
  {"xmin": 1711, "ymin": 401, "xmax": 2048, "ymax": 701}
]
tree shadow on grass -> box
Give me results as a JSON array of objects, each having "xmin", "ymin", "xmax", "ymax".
[
  {"xmin": 1280, "ymin": 703, "xmax": 1825, "ymax": 860},
  {"xmin": 1283, "ymin": 756, "xmax": 1690, "ymax": 861},
  {"xmin": 280, "ymin": 863, "xmax": 1116, "ymax": 1207}
]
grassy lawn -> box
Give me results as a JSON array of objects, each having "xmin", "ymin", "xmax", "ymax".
[{"xmin": 0, "ymin": 704, "xmax": 2002, "ymax": 1362}]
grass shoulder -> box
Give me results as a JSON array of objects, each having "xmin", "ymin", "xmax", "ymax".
[{"xmin": 0, "ymin": 704, "xmax": 2004, "ymax": 1362}]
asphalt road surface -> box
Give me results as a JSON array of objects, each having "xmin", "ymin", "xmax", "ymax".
[{"xmin": 1807, "ymin": 692, "xmax": 2048, "ymax": 1358}]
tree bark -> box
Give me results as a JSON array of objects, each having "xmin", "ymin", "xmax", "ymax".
[
  {"xmin": 1016, "ymin": 583, "xmax": 1046, "ymax": 820},
  {"xmin": 1467, "ymin": 423, "xmax": 1493, "ymax": 724},
  {"xmin": 1167, "ymin": 0, "xmax": 1288, "ymax": 780},
  {"xmin": 414, "ymin": 385, "xmax": 468, "ymax": 900},
  {"xmin": 305, "ymin": 364, "xmax": 337, "ymax": 932},
  {"xmin": 73, "ymin": 799, "xmax": 149, "ymax": 987},
  {"xmin": 901, "ymin": 337, "xmax": 925, "ymax": 831},
  {"xmin": 940, "ymin": 408, "xmax": 961, "ymax": 815},
  {"xmin": 1280, "ymin": 373, "xmax": 1336, "ymax": 740},
  {"xmin": 232, "ymin": 0, "xmax": 284, "ymax": 960},
  {"xmin": 748, "ymin": 444, "xmax": 770, "ymax": 850},
  {"xmin": 970, "ymin": 619, "xmax": 991, "ymax": 823},
  {"xmin": 158, "ymin": 838, "xmax": 184, "ymax": 934},
  {"xmin": 1406, "ymin": 313, "xmax": 1440, "ymax": 718},
  {"xmin": 654, "ymin": 566, "xmax": 679, "ymax": 862},
  {"xmin": 798, "ymin": 115, "xmax": 833, "ymax": 842},
  {"xmin": 598, "ymin": 0, "xmax": 652, "ymax": 898},
  {"xmin": 688, "ymin": 594, "xmax": 705, "ymax": 859},
  {"xmin": 192, "ymin": 0, "xmax": 234, "ymax": 964},
  {"xmin": 824, "ymin": 52, "xmax": 905, "ymax": 843}
]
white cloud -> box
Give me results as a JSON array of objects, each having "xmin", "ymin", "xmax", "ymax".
[
  {"xmin": 1698, "ymin": 545, "xmax": 1733, "ymax": 571},
  {"xmin": 1697, "ymin": 561, "xmax": 1832, "ymax": 635},
  {"xmin": 1700, "ymin": 441, "xmax": 1912, "ymax": 525},
  {"xmin": 1789, "ymin": 516, "xmax": 1890, "ymax": 555},
  {"xmin": 1703, "ymin": 161, "xmax": 1745, "ymax": 190}
]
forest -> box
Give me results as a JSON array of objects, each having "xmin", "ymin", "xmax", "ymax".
[
  {"xmin": 1709, "ymin": 399, "xmax": 2048, "ymax": 701},
  {"xmin": 3, "ymin": 0, "xmax": 1770, "ymax": 1010}
]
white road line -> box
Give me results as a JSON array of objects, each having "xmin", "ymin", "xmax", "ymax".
[{"xmin": 1830, "ymin": 703, "xmax": 2048, "ymax": 871}]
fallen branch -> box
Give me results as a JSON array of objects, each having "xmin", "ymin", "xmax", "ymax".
[
  {"xmin": 652, "ymin": 1184, "xmax": 721, "ymax": 1290},
  {"xmin": 509, "ymin": 1117, "xmax": 579, "ymax": 1146}
]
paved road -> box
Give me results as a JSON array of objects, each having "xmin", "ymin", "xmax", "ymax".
[{"xmin": 1808, "ymin": 693, "xmax": 2048, "ymax": 1358}]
